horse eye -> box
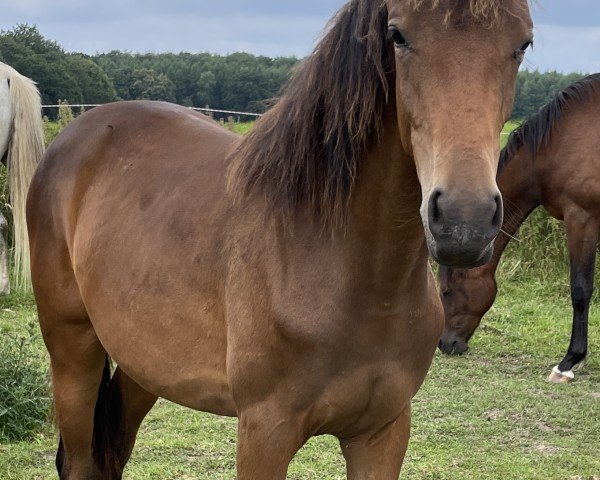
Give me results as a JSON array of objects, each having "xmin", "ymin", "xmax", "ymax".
[
  {"xmin": 520, "ymin": 41, "xmax": 533, "ymax": 52},
  {"xmin": 388, "ymin": 28, "xmax": 408, "ymax": 48},
  {"xmin": 513, "ymin": 40, "xmax": 532, "ymax": 61}
]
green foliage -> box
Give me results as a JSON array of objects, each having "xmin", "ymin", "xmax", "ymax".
[
  {"xmin": 513, "ymin": 70, "xmax": 585, "ymax": 119},
  {"xmin": 130, "ymin": 68, "xmax": 177, "ymax": 102},
  {"xmin": 0, "ymin": 320, "xmax": 51, "ymax": 442},
  {"xmin": 93, "ymin": 50, "xmax": 297, "ymax": 114},
  {"xmin": 65, "ymin": 54, "xmax": 117, "ymax": 104},
  {"xmin": 57, "ymin": 100, "xmax": 73, "ymax": 129},
  {"xmin": 499, "ymin": 209, "xmax": 576, "ymax": 297},
  {"xmin": 230, "ymin": 122, "xmax": 255, "ymax": 135},
  {"xmin": 0, "ymin": 24, "xmax": 117, "ymax": 109},
  {"xmin": 42, "ymin": 117, "xmax": 61, "ymax": 146}
]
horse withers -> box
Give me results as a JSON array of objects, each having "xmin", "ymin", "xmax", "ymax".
[
  {"xmin": 28, "ymin": 1, "xmax": 532, "ymax": 478},
  {"xmin": 0, "ymin": 62, "xmax": 44, "ymax": 294},
  {"xmin": 439, "ymin": 74, "xmax": 600, "ymax": 383}
]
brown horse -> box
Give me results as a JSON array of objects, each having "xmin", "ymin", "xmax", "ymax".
[
  {"xmin": 28, "ymin": 1, "xmax": 532, "ymax": 478},
  {"xmin": 439, "ymin": 74, "xmax": 600, "ymax": 383}
]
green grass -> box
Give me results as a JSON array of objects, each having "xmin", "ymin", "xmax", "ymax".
[
  {"xmin": 230, "ymin": 121, "xmax": 255, "ymax": 135},
  {"xmin": 0, "ymin": 271, "xmax": 598, "ymax": 479}
]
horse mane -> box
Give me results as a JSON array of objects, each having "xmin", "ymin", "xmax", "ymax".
[
  {"xmin": 499, "ymin": 73, "xmax": 600, "ymax": 172},
  {"xmin": 228, "ymin": 0, "xmax": 390, "ymax": 227},
  {"xmin": 0, "ymin": 62, "xmax": 45, "ymax": 290},
  {"xmin": 229, "ymin": 0, "xmax": 518, "ymax": 227}
]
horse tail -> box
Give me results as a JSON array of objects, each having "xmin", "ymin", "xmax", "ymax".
[
  {"xmin": 7, "ymin": 67, "xmax": 44, "ymax": 290},
  {"xmin": 92, "ymin": 356, "xmax": 124, "ymax": 479}
]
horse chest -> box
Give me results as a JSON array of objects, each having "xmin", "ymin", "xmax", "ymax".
[{"xmin": 228, "ymin": 296, "xmax": 441, "ymax": 434}]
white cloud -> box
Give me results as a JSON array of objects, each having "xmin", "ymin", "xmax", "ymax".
[{"xmin": 526, "ymin": 23, "xmax": 600, "ymax": 73}]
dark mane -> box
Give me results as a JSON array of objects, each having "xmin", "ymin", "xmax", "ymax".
[
  {"xmin": 229, "ymin": 0, "xmax": 390, "ymax": 227},
  {"xmin": 499, "ymin": 73, "xmax": 600, "ymax": 172}
]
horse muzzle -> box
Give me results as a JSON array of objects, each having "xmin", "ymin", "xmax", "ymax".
[{"xmin": 424, "ymin": 188, "xmax": 502, "ymax": 268}]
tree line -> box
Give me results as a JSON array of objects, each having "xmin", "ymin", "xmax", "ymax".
[{"xmin": 0, "ymin": 24, "xmax": 589, "ymax": 119}]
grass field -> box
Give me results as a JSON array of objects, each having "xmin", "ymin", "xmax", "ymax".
[
  {"xmin": 1, "ymin": 119, "xmax": 598, "ymax": 478},
  {"xmin": 0, "ymin": 265, "xmax": 598, "ymax": 479}
]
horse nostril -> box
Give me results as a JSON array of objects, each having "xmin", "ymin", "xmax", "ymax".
[
  {"xmin": 492, "ymin": 194, "xmax": 503, "ymax": 229},
  {"xmin": 428, "ymin": 189, "xmax": 443, "ymax": 226}
]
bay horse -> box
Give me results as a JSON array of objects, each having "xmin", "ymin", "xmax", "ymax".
[
  {"xmin": 0, "ymin": 61, "xmax": 44, "ymax": 294},
  {"xmin": 28, "ymin": 0, "xmax": 532, "ymax": 478},
  {"xmin": 439, "ymin": 74, "xmax": 600, "ymax": 383}
]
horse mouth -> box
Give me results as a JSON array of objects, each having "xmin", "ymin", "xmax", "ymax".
[{"xmin": 424, "ymin": 227, "xmax": 494, "ymax": 268}]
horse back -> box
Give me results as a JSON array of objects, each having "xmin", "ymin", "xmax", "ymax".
[{"xmin": 28, "ymin": 100, "xmax": 238, "ymax": 251}]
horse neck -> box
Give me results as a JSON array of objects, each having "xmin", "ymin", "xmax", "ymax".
[
  {"xmin": 344, "ymin": 107, "xmax": 429, "ymax": 294},
  {"xmin": 487, "ymin": 146, "xmax": 541, "ymax": 272}
]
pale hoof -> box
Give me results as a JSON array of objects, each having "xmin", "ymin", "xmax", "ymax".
[{"xmin": 547, "ymin": 366, "xmax": 575, "ymax": 384}]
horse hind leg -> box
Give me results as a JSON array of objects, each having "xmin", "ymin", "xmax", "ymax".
[
  {"xmin": 42, "ymin": 311, "xmax": 107, "ymax": 480},
  {"xmin": 46, "ymin": 314, "xmax": 157, "ymax": 480},
  {"xmin": 37, "ymin": 282, "xmax": 157, "ymax": 478},
  {"xmin": 30, "ymin": 229, "xmax": 107, "ymax": 479}
]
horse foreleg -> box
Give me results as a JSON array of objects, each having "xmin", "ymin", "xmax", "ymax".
[
  {"xmin": 339, "ymin": 407, "xmax": 411, "ymax": 480},
  {"xmin": 236, "ymin": 404, "xmax": 307, "ymax": 480},
  {"xmin": 549, "ymin": 211, "xmax": 597, "ymax": 383}
]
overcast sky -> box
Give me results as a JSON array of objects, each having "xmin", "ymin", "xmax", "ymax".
[{"xmin": 1, "ymin": 1, "xmax": 599, "ymax": 73}]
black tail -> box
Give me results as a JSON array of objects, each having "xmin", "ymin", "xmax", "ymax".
[
  {"xmin": 92, "ymin": 356, "xmax": 124, "ymax": 479},
  {"xmin": 56, "ymin": 435, "xmax": 65, "ymax": 476}
]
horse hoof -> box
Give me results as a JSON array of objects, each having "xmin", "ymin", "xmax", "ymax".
[{"xmin": 547, "ymin": 366, "xmax": 574, "ymax": 384}]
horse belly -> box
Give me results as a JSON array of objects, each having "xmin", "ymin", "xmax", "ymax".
[
  {"xmin": 80, "ymin": 273, "xmax": 234, "ymax": 414},
  {"xmin": 102, "ymin": 304, "xmax": 235, "ymax": 415}
]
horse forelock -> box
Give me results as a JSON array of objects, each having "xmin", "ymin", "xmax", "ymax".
[
  {"xmin": 408, "ymin": 0, "xmax": 524, "ymax": 25},
  {"xmin": 499, "ymin": 73, "xmax": 600, "ymax": 173}
]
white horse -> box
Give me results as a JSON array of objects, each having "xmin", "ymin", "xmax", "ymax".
[{"xmin": 0, "ymin": 62, "xmax": 44, "ymax": 293}]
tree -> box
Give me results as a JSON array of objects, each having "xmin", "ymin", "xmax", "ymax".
[
  {"xmin": 512, "ymin": 70, "xmax": 585, "ymax": 119},
  {"xmin": 130, "ymin": 68, "xmax": 176, "ymax": 102},
  {"xmin": 0, "ymin": 24, "xmax": 117, "ymax": 109},
  {"xmin": 66, "ymin": 55, "xmax": 117, "ymax": 104}
]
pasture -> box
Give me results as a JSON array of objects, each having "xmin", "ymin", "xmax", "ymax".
[
  {"xmin": 0, "ymin": 120, "xmax": 598, "ymax": 479},
  {"xmin": 1, "ymin": 263, "xmax": 599, "ymax": 478}
]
